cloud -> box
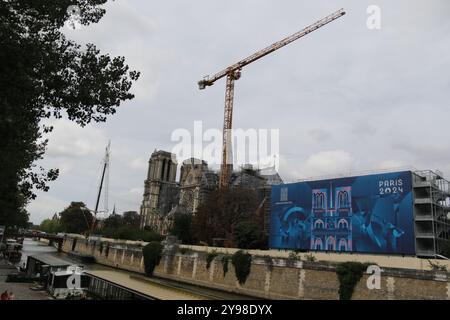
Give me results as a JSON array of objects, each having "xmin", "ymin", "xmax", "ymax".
[
  {"xmin": 308, "ymin": 129, "xmax": 331, "ymax": 142},
  {"xmin": 27, "ymin": 194, "xmax": 68, "ymax": 224},
  {"xmin": 45, "ymin": 119, "xmax": 108, "ymax": 159},
  {"xmin": 300, "ymin": 150, "xmax": 355, "ymax": 179},
  {"xmin": 376, "ymin": 160, "xmax": 408, "ymax": 170},
  {"xmin": 128, "ymin": 157, "xmax": 148, "ymax": 170}
]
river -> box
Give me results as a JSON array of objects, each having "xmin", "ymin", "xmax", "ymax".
[{"xmin": 18, "ymin": 238, "xmax": 57, "ymax": 268}]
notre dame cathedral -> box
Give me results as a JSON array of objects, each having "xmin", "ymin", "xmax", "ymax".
[{"xmin": 139, "ymin": 149, "xmax": 283, "ymax": 235}]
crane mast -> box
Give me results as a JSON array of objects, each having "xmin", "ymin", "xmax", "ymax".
[{"xmin": 198, "ymin": 9, "xmax": 345, "ymax": 188}]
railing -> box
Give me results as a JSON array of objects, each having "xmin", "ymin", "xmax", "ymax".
[{"xmin": 284, "ymin": 166, "xmax": 418, "ymax": 184}]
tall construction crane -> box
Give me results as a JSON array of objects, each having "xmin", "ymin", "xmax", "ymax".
[{"xmin": 198, "ymin": 9, "xmax": 346, "ymax": 188}]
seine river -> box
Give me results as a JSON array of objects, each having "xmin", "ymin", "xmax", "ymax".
[{"xmin": 18, "ymin": 238, "xmax": 57, "ymax": 267}]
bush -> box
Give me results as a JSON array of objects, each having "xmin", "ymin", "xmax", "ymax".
[
  {"xmin": 221, "ymin": 255, "xmax": 230, "ymax": 278},
  {"xmin": 231, "ymin": 250, "xmax": 252, "ymax": 285},
  {"xmin": 39, "ymin": 219, "xmax": 61, "ymax": 234},
  {"xmin": 305, "ymin": 253, "xmax": 316, "ymax": 262},
  {"xmin": 142, "ymin": 241, "xmax": 163, "ymax": 277},
  {"xmin": 206, "ymin": 250, "xmax": 218, "ymax": 270},
  {"xmin": 170, "ymin": 214, "xmax": 193, "ymax": 244},
  {"xmin": 233, "ymin": 221, "xmax": 267, "ymax": 249},
  {"xmin": 336, "ymin": 262, "xmax": 368, "ymax": 300}
]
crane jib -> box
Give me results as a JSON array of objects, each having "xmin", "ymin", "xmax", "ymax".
[{"xmin": 198, "ymin": 9, "xmax": 345, "ymax": 89}]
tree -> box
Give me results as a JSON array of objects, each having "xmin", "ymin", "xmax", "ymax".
[
  {"xmin": 39, "ymin": 218, "xmax": 61, "ymax": 234},
  {"xmin": 170, "ymin": 214, "xmax": 193, "ymax": 244},
  {"xmin": 142, "ymin": 241, "xmax": 163, "ymax": 277},
  {"xmin": 233, "ymin": 221, "xmax": 268, "ymax": 250},
  {"xmin": 59, "ymin": 202, "xmax": 93, "ymax": 234},
  {"xmin": 0, "ymin": 1, "xmax": 139, "ymax": 229},
  {"xmin": 99, "ymin": 211, "xmax": 162, "ymax": 242},
  {"xmin": 102, "ymin": 213, "xmax": 123, "ymax": 230},
  {"xmin": 122, "ymin": 211, "xmax": 140, "ymax": 228},
  {"xmin": 191, "ymin": 187, "xmax": 260, "ymax": 247}
]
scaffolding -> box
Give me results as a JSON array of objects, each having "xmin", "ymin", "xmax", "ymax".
[{"xmin": 413, "ymin": 170, "xmax": 450, "ymax": 258}]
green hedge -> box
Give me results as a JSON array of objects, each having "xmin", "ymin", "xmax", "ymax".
[
  {"xmin": 336, "ymin": 262, "xmax": 368, "ymax": 300},
  {"xmin": 206, "ymin": 250, "xmax": 218, "ymax": 270},
  {"xmin": 231, "ymin": 250, "xmax": 252, "ymax": 285},
  {"xmin": 142, "ymin": 241, "xmax": 163, "ymax": 277},
  {"xmin": 221, "ymin": 255, "xmax": 230, "ymax": 278}
]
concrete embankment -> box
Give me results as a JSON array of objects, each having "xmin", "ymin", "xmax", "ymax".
[{"xmin": 62, "ymin": 235, "xmax": 450, "ymax": 300}]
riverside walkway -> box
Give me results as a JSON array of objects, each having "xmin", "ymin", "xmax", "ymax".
[{"xmin": 0, "ymin": 258, "xmax": 51, "ymax": 300}]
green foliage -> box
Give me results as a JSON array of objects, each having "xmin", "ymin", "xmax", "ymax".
[
  {"xmin": 305, "ymin": 253, "xmax": 316, "ymax": 262},
  {"xmin": 233, "ymin": 221, "xmax": 268, "ymax": 249},
  {"xmin": 428, "ymin": 260, "xmax": 448, "ymax": 272},
  {"xmin": 122, "ymin": 211, "xmax": 140, "ymax": 228},
  {"xmin": 206, "ymin": 250, "xmax": 218, "ymax": 270},
  {"xmin": 59, "ymin": 202, "xmax": 93, "ymax": 234},
  {"xmin": 221, "ymin": 255, "xmax": 230, "ymax": 278},
  {"xmin": 191, "ymin": 187, "xmax": 261, "ymax": 246},
  {"xmin": 0, "ymin": 0, "xmax": 139, "ymax": 228},
  {"xmin": 101, "ymin": 225, "xmax": 163, "ymax": 242},
  {"xmin": 142, "ymin": 242, "xmax": 163, "ymax": 277},
  {"xmin": 102, "ymin": 213, "xmax": 123, "ymax": 230},
  {"xmin": 231, "ymin": 250, "xmax": 252, "ymax": 285},
  {"xmin": 39, "ymin": 219, "xmax": 61, "ymax": 234},
  {"xmin": 288, "ymin": 251, "xmax": 301, "ymax": 262},
  {"xmin": 336, "ymin": 262, "xmax": 368, "ymax": 300},
  {"xmin": 170, "ymin": 214, "xmax": 193, "ymax": 244},
  {"xmin": 99, "ymin": 211, "xmax": 162, "ymax": 242}
]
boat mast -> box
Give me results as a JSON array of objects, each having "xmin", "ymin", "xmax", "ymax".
[{"xmin": 91, "ymin": 142, "xmax": 110, "ymax": 233}]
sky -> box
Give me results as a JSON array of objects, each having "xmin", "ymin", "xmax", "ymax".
[{"xmin": 27, "ymin": 0, "xmax": 450, "ymax": 223}]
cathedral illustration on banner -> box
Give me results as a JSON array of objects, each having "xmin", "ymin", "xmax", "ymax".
[{"xmin": 310, "ymin": 184, "xmax": 353, "ymax": 252}]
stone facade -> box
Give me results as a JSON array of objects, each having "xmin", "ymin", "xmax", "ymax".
[
  {"xmin": 139, "ymin": 149, "xmax": 283, "ymax": 235},
  {"xmin": 139, "ymin": 150, "xmax": 178, "ymax": 234}
]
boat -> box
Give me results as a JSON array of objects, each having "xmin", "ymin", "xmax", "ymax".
[
  {"xmin": 48, "ymin": 265, "xmax": 90, "ymax": 299},
  {"xmin": 3, "ymin": 239, "xmax": 22, "ymax": 263}
]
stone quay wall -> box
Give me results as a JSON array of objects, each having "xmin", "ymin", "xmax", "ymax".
[{"xmin": 62, "ymin": 235, "xmax": 450, "ymax": 300}]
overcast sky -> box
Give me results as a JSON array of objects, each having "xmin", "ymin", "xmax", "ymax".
[{"xmin": 27, "ymin": 0, "xmax": 450, "ymax": 223}]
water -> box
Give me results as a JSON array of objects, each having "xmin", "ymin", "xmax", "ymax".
[{"xmin": 18, "ymin": 238, "xmax": 57, "ymax": 267}]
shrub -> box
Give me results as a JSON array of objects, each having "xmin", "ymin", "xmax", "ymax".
[
  {"xmin": 231, "ymin": 250, "xmax": 252, "ymax": 285},
  {"xmin": 233, "ymin": 221, "xmax": 267, "ymax": 249},
  {"xmin": 305, "ymin": 253, "xmax": 316, "ymax": 262},
  {"xmin": 288, "ymin": 251, "xmax": 301, "ymax": 261},
  {"xmin": 206, "ymin": 250, "xmax": 218, "ymax": 270},
  {"xmin": 336, "ymin": 262, "xmax": 368, "ymax": 300},
  {"xmin": 142, "ymin": 241, "xmax": 163, "ymax": 277},
  {"xmin": 221, "ymin": 255, "xmax": 230, "ymax": 278},
  {"xmin": 170, "ymin": 214, "xmax": 193, "ymax": 244},
  {"xmin": 428, "ymin": 260, "xmax": 448, "ymax": 272}
]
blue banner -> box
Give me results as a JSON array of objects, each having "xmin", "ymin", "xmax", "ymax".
[{"xmin": 269, "ymin": 171, "xmax": 415, "ymax": 255}]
